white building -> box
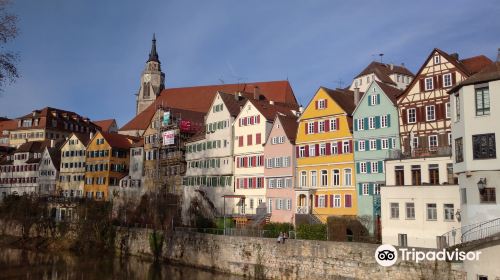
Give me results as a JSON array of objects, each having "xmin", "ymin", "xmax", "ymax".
[
  {"xmin": 382, "ymin": 157, "xmax": 460, "ymax": 248},
  {"xmin": 449, "ymin": 59, "xmax": 500, "ymax": 280},
  {"xmin": 233, "ymin": 98, "xmax": 297, "ymax": 215},
  {"xmin": 38, "ymin": 141, "xmax": 63, "ymax": 196},
  {"xmin": 349, "ymin": 61, "xmax": 414, "ymax": 92}
]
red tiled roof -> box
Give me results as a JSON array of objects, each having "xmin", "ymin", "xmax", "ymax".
[
  {"xmin": 120, "ymin": 81, "xmax": 297, "ymax": 132},
  {"xmin": 449, "ymin": 61, "xmax": 500, "ymax": 93},
  {"xmin": 12, "ymin": 106, "xmax": 100, "ymax": 132},
  {"xmin": 94, "ymin": 119, "xmax": 117, "ymax": 132},
  {"xmin": 322, "ymin": 87, "xmax": 361, "ymax": 115},
  {"xmin": 460, "ymin": 55, "xmax": 493, "ymax": 75},
  {"xmin": 16, "ymin": 140, "xmax": 51, "ymax": 153},
  {"xmin": 247, "ymin": 99, "xmax": 298, "ymax": 121},
  {"xmin": 354, "ymin": 61, "xmax": 415, "ymax": 85},
  {"xmin": 277, "ymin": 115, "xmax": 299, "ymax": 144},
  {"xmin": 0, "ymin": 119, "xmax": 17, "ymax": 136},
  {"xmin": 374, "ymin": 81, "xmax": 404, "ymax": 105},
  {"xmin": 100, "ymin": 132, "xmax": 139, "ymax": 149}
]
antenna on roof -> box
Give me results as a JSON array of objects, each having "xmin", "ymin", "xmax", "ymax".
[
  {"xmin": 379, "ymin": 53, "xmax": 384, "ymax": 63},
  {"xmin": 335, "ymin": 78, "xmax": 344, "ymax": 89},
  {"xmin": 218, "ymin": 78, "xmax": 225, "ymax": 84}
]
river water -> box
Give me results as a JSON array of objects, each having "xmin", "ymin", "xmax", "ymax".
[{"xmin": 0, "ymin": 247, "xmax": 243, "ymax": 280}]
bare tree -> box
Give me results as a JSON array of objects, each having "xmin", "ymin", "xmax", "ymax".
[{"xmin": 0, "ymin": 0, "xmax": 18, "ymax": 91}]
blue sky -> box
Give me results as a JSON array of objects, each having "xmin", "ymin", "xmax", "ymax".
[{"xmin": 0, "ymin": 0, "xmax": 498, "ymax": 127}]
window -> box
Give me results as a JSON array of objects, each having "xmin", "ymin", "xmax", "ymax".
[
  {"xmin": 444, "ymin": 204, "xmax": 454, "ymax": 221},
  {"xmin": 370, "ymin": 94, "xmax": 378, "ymax": 106},
  {"xmin": 426, "ymin": 105, "xmax": 435, "ymax": 121},
  {"xmin": 381, "ymin": 139, "xmax": 389, "ymax": 150},
  {"xmin": 300, "ymin": 171, "xmax": 307, "ymax": 187},
  {"xmin": 287, "ymin": 199, "xmax": 292, "ymax": 210},
  {"xmin": 329, "ymin": 118, "xmax": 337, "ymax": 131},
  {"xmin": 357, "ymin": 119, "xmax": 364, "ymax": 130},
  {"xmin": 445, "ymin": 102, "xmax": 451, "ymax": 119},
  {"xmin": 318, "ymin": 120, "xmax": 325, "ymax": 133},
  {"xmin": 358, "ymin": 140, "xmax": 366, "ymax": 151},
  {"xmin": 268, "ymin": 199, "xmax": 272, "ymax": 213},
  {"xmin": 443, "ymin": 73, "xmax": 452, "ymax": 87},
  {"xmin": 434, "ymin": 55, "xmax": 440, "ymax": 64},
  {"xmin": 447, "ymin": 163, "xmax": 458, "ymax": 184},
  {"xmin": 333, "ymin": 195, "xmax": 341, "ymax": 208},
  {"xmin": 412, "ymin": 137, "xmax": 419, "ymax": 149},
  {"xmin": 373, "ymin": 184, "xmax": 380, "ymax": 195},
  {"xmin": 309, "ymin": 145, "xmax": 316, "ymax": 157},
  {"xmin": 299, "ymin": 146, "xmax": 305, "ymax": 158},
  {"xmin": 310, "ymin": 171, "xmax": 317, "ymax": 187},
  {"xmin": 319, "ymin": 143, "xmax": 326, "ymax": 156},
  {"xmin": 381, "ymin": 115, "xmax": 388, "ymax": 128},
  {"xmin": 344, "ymin": 169, "xmax": 352, "ymax": 186},
  {"xmin": 428, "ymin": 135, "xmax": 438, "ymax": 149},
  {"xmin": 455, "ymin": 137, "xmax": 463, "ymax": 163},
  {"xmin": 342, "ymin": 141, "xmax": 350, "ymax": 153},
  {"xmin": 429, "ymin": 164, "xmax": 439, "ymax": 185},
  {"xmin": 308, "ymin": 122, "xmax": 314, "ymax": 134},
  {"xmin": 406, "ymin": 203, "xmax": 415, "ymax": 219},
  {"xmin": 390, "ymin": 203, "xmax": 399, "ymax": 219},
  {"xmin": 332, "ymin": 170, "xmax": 340, "ymax": 186},
  {"xmin": 318, "ymin": 195, "xmax": 326, "ymax": 208},
  {"xmin": 480, "ymin": 188, "xmax": 496, "ymax": 203},
  {"xmin": 331, "ymin": 142, "xmax": 338, "ymax": 154},
  {"xmin": 368, "ymin": 117, "xmax": 375, "ymax": 129},
  {"xmin": 455, "ymin": 95, "xmax": 461, "ymax": 121},
  {"xmin": 277, "ymin": 179, "xmax": 284, "ymax": 188},
  {"xmin": 426, "ymin": 204, "xmax": 437, "ymax": 221},
  {"xmin": 475, "ymin": 87, "xmax": 490, "ymax": 116},
  {"xmin": 250, "ymin": 199, "xmax": 254, "ymax": 209},
  {"xmin": 321, "ymin": 170, "xmax": 328, "ymax": 186},
  {"xmin": 398, "ymin": 234, "xmax": 408, "ymax": 247},
  {"xmin": 411, "ymin": 165, "xmax": 421, "ymax": 185},
  {"xmin": 318, "ymin": 99, "xmax": 326, "ymax": 109},
  {"xmin": 425, "ymin": 77, "xmax": 434, "ymax": 91},
  {"xmin": 362, "ymin": 184, "xmax": 369, "ymax": 195},
  {"xmin": 370, "ymin": 139, "xmax": 377, "ymax": 150},
  {"xmin": 407, "ymin": 108, "xmax": 416, "ymax": 123},
  {"xmin": 360, "ymin": 162, "xmax": 367, "ymax": 173},
  {"xmin": 473, "ymin": 134, "xmax": 496, "ymax": 159},
  {"xmin": 371, "ymin": 162, "xmax": 379, "ymax": 173},
  {"xmin": 448, "ymin": 133, "xmax": 452, "ymax": 146}
]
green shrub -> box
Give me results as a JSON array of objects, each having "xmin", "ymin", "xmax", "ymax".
[
  {"xmin": 215, "ymin": 217, "xmax": 235, "ymax": 229},
  {"xmin": 262, "ymin": 222, "xmax": 294, "ymax": 238},
  {"xmin": 296, "ymin": 224, "xmax": 327, "ymax": 240}
]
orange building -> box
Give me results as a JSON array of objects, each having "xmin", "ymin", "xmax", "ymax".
[{"xmin": 84, "ymin": 132, "xmax": 139, "ymax": 200}]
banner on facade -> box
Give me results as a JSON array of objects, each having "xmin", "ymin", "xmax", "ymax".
[
  {"xmin": 162, "ymin": 130, "xmax": 175, "ymax": 145},
  {"xmin": 162, "ymin": 111, "xmax": 170, "ymax": 126},
  {"xmin": 179, "ymin": 120, "xmax": 192, "ymax": 132}
]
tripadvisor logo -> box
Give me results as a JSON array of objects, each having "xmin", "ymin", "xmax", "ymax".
[{"xmin": 375, "ymin": 244, "xmax": 482, "ymax": 267}]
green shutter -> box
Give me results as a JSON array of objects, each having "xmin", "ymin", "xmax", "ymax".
[
  {"xmin": 376, "ymin": 139, "xmax": 381, "ymax": 150},
  {"xmin": 368, "ymin": 183, "xmax": 374, "ymax": 195},
  {"xmin": 368, "ymin": 97, "xmax": 371, "ymax": 106},
  {"xmin": 377, "ymin": 94, "xmax": 381, "ymax": 104},
  {"xmin": 367, "ymin": 162, "xmax": 371, "ymax": 173},
  {"xmin": 387, "ymin": 114, "xmax": 391, "ymax": 127},
  {"xmin": 354, "ymin": 119, "xmax": 358, "ymax": 131},
  {"xmin": 379, "ymin": 161, "xmax": 384, "ymax": 173},
  {"xmin": 356, "ymin": 162, "xmax": 360, "ymax": 173},
  {"xmin": 375, "ymin": 116, "xmax": 381, "ymax": 128},
  {"xmin": 355, "ymin": 140, "xmax": 358, "ymax": 151}
]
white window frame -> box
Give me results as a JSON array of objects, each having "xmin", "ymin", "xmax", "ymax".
[
  {"xmin": 425, "ymin": 77, "xmax": 434, "ymax": 91},
  {"xmin": 318, "ymin": 195, "xmax": 326, "ymax": 208},
  {"xmin": 370, "ymin": 94, "xmax": 377, "ymax": 106},
  {"xmin": 381, "ymin": 138, "xmax": 389, "ymax": 150},
  {"xmin": 333, "ymin": 195, "xmax": 341, "ymax": 208},
  {"xmin": 332, "ymin": 169, "xmax": 340, "ymax": 186},
  {"xmin": 434, "ymin": 55, "xmax": 440, "ymax": 64},
  {"xmin": 368, "ymin": 117, "xmax": 375, "ymax": 129},
  {"xmin": 319, "ymin": 143, "xmax": 326, "ymax": 156},
  {"xmin": 360, "ymin": 162, "xmax": 367, "ymax": 173},
  {"xmin": 299, "ymin": 146, "xmax": 305, "ymax": 157},
  {"xmin": 320, "ymin": 169, "xmax": 328, "ymax": 186},
  {"xmin": 329, "ymin": 118, "xmax": 337, "ymax": 131},
  {"xmin": 443, "ymin": 73, "xmax": 452, "ymax": 88},
  {"xmin": 370, "ymin": 139, "xmax": 377, "ymax": 151},
  {"xmin": 373, "ymin": 184, "xmax": 380, "ymax": 195},
  {"xmin": 318, "ymin": 99, "xmax": 326, "ymax": 109},
  {"xmin": 342, "ymin": 140, "xmax": 350, "ymax": 153},
  {"xmin": 310, "ymin": 171, "xmax": 317, "ymax": 187},
  {"xmin": 358, "ymin": 140, "xmax": 366, "ymax": 151},
  {"xmin": 308, "ymin": 122, "xmax": 314, "ymax": 134},
  {"xmin": 371, "ymin": 162, "xmax": 379, "ymax": 173},
  {"xmin": 343, "ymin": 168, "xmax": 352, "ymax": 186},
  {"xmin": 445, "ymin": 102, "xmax": 451, "ymax": 119},
  {"xmin": 426, "ymin": 105, "xmax": 436, "ymax": 121},
  {"xmin": 428, "ymin": 135, "xmax": 438, "ymax": 148},
  {"xmin": 331, "ymin": 142, "xmax": 338, "ymax": 154},
  {"xmin": 357, "ymin": 119, "xmax": 364, "ymax": 130},
  {"xmin": 309, "ymin": 145, "xmax": 316, "ymax": 157},
  {"xmin": 318, "ymin": 120, "xmax": 325, "ymax": 133},
  {"xmin": 407, "ymin": 108, "xmax": 417, "ymax": 124},
  {"xmin": 362, "ymin": 184, "xmax": 369, "ymax": 195},
  {"xmin": 300, "ymin": 171, "xmax": 307, "ymax": 187},
  {"xmin": 381, "ymin": 115, "xmax": 388, "ymax": 128}
]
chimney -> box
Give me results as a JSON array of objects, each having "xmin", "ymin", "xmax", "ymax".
[
  {"xmin": 253, "ymin": 86, "xmax": 260, "ymax": 100},
  {"xmin": 299, "ymin": 105, "xmax": 304, "ymax": 114},
  {"xmin": 269, "ymin": 100, "xmax": 274, "ymax": 105},
  {"xmin": 354, "ymin": 88, "xmax": 360, "ymax": 105},
  {"xmin": 389, "ymin": 63, "xmax": 394, "ymax": 70},
  {"xmin": 50, "ymin": 139, "xmax": 55, "ymax": 148},
  {"xmin": 450, "ymin": 53, "xmax": 459, "ymax": 60},
  {"xmin": 497, "ymin": 48, "xmax": 500, "ymax": 62},
  {"xmin": 90, "ymin": 131, "xmax": 94, "ymax": 141},
  {"xmin": 234, "ymin": 92, "xmax": 241, "ymax": 101}
]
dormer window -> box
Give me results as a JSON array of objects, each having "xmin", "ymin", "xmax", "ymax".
[{"xmin": 22, "ymin": 120, "xmax": 32, "ymax": 127}]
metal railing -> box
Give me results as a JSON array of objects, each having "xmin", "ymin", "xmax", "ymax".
[
  {"xmin": 296, "ymin": 206, "xmax": 309, "ymax": 214},
  {"xmin": 388, "ymin": 147, "xmax": 452, "ymax": 160},
  {"xmin": 439, "ymin": 218, "xmax": 500, "ymax": 248},
  {"xmin": 174, "ymin": 227, "xmax": 296, "ymax": 239}
]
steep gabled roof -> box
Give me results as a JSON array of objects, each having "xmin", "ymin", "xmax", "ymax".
[
  {"xmin": 94, "ymin": 119, "xmax": 117, "ymax": 132},
  {"xmin": 120, "ymin": 80, "xmax": 297, "ymax": 132},
  {"xmin": 246, "ymin": 99, "xmax": 297, "ymax": 121},
  {"xmin": 322, "ymin": 87, "xmax": 361, "ymax": 115},
  {"xmin": 100, "ymin": 132, "xmax": 139, "ymax": 149},
  {"xmin": 218, "ymin": 92, "xmax": 249, "ymax": 117},
  {"xmin": 397, "ymin": 48, "xmax": 493, "ymax": 103},
  {"xmin": 374, "ymin": 81, "xmax": 404, "ymax": 105},
  {"xmin": 277, "ymin": 115, "xmax": 299, "ymax": 144},
  {"xmin": 449, "ymin": 61, "xmax": 500, "ymax": 93},
  {"xmin": 16, "ymin": 140, "xmax": 51, "ymax": 153},
  {"xmin": 354, "ymin": 61, "xmax": 415, "ymax": 85}
]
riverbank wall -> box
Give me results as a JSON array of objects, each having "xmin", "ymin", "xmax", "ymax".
[{"xmin": 115, "ymin": 227, "xmax": 466, "ymax": 280}]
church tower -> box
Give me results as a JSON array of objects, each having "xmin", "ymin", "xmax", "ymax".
[{"xmin": 136, "ymin": 34, "xmax": 165, "ymax": 116}]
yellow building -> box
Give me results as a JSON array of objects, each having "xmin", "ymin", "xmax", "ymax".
[
  {"xmin": 84, "ymin": 131, "xmax": 138, "ymax": 200},
  {"xmin": 295, "ymin": 87, "xmax": 359, "ymax": 222}
]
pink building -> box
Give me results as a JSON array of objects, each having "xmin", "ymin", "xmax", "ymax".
[{"xmin": 264, "ymin": 115, "xmax": 298, "ymax": 224}]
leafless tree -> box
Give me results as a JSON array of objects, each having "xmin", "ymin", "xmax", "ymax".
[{"xmin": 0, "ymin": 0, "xmax": 18, "ymax": 91}]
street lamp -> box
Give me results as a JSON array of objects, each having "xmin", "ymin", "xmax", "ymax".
[
  {"xmin": 477, "ymin": 178, "xmax": 487, "ymax": 193},
  {"xmin": 455, "ymin": 209, "xmax": 461, "ymax": 222}
]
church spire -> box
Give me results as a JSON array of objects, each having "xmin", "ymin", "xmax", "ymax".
[{"xmin": 147, "ymin": 33, "xmax": 159, "ymax": 63}]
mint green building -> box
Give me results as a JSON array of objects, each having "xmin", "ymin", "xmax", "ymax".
[{"xmin": 353, "ymin": 81, "xmax": 402, "ymax": 235}]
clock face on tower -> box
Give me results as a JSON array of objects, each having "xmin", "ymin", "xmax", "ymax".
[{"xmin": 143, "ymin": 74, "xmax": 151, "ymax": 83}]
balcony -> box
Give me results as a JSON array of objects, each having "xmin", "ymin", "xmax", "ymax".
[{"xmin": 387, "ymin": 146, "xmax": 452, "ymax": 160}]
